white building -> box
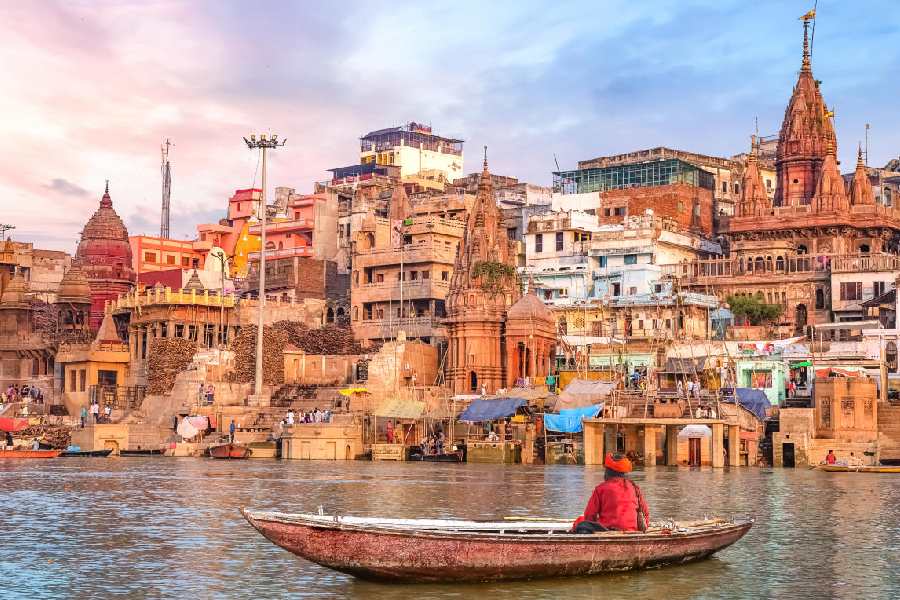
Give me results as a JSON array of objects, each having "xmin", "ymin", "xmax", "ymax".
[{"xmin": 360, "ymin": 122, "xmax": 464, "ymax": 184}]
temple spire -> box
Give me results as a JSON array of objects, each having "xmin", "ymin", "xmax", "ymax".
[
  {"xmin": 482, "ymin": 145, "xmax": 489, "ymax": 174},
  {"xmin": 857, "ymin": 142, "xmax": 865, "ymax": 167},
  {"xmin": 801, "ymin": 14, "xmax": 812, "ymax": 72}
]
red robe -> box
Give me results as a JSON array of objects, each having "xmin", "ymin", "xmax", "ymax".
[{"xmin": 581, "ymin": 477, "xmax": 650, "ymax": 531}]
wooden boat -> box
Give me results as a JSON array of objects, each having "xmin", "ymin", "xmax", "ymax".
[
  {"xmin": 407, "ymin": 449, "xmax": 466, "ymax": 463},
  {"xmin": 209, "ymin": 443, "xmax": 252, "ymax": 459},
  {"xmin": 815, "ymin": 464, "xmax": 900, "ymax": 473},
  {"xmin": 0, "ymin": 449, "xmax": 62, "ymax": 459},
  {"xmin": 241, "ymin": 510, "xmax": 753, "ymax": 583},
  {"xmin": 60, "ymin": 449, "xmax": 113, "ymax": 457},
  {"xmin": 120, "ymin": 449, "xmax": 164, "ymax": 456}
]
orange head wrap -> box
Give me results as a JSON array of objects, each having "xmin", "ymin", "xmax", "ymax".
[{"xmin": 604, "ymin": 452, "xmax": 632, "ymax": 473}]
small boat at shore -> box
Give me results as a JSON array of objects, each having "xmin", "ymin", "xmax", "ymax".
[
  {"xmin": 120, "ymin": 449, "xmax": 164, "ymax": 457},
  {"xmin": 814, "ymin": 464, "xmax": 900, "ymax": 473},
  {"xmin": 0, "ymin": 449, "xmax": 62, "ymax": 459},
  {"xmin": 241, "ymin": 510, "xmax": 753, "ymax": 583},
  {"xmin": 60, "ymin": 449, "xmax": 113, "ymax": 458},
  {"xmin": 407, "ymin": 449, "xmax": 466, "ymax": 463},
  {"xmin": 209, "ymin": 443, "xmax": 252, "ymax": 459}
]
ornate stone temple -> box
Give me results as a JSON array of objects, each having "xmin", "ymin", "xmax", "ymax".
[
  {"xmin": 670, "ymin": 19, "xmax": 900, "ymax": 332},
  {"xmin": 445, "ymin": 151, "xmax": 521, "ymax": 394},
  {"xmin": 75, "ymin": 183, "xmax": 136, "ymax": 328}
]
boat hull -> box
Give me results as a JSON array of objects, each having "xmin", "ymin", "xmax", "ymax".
[
  {"xmin": 209, "ymin": 443, "xmax": 252, "ymax": 459},
  {"xmin": 0, "ymin": 449, "xmax": 62, "ymax": 458},
  {"xmin": 242, "ymin": 511, "xmax": 753, "ymax": 583},
  {"xmin": 60, "ymin": 449, "xmax": 113, "ymax": 457},
  {"xmin": 816, "ymin": 464, "xmax": 900, "ymax": 473}
]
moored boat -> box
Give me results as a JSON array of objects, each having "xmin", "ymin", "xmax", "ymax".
[
  {"xmin": 209, "ymin": 443, "xmax": 252, "ymax": 459},
  {"xmin": 407, "ymin": 449, "xmax": 465, "ymax": 463},
  {"xmin": 60, "ymin": 449, "xmax": 114, "ymax": 458},
  {"xmin": 815, "ymin": 464, "xmax": 900, "ymax": 473},
  {"xmin": 0, "ymin": 449, "xmax": 62, "ymax": 459},
  {"xmin": 241, "ymin": 510, "xmax": 753, "ymax": 583}
]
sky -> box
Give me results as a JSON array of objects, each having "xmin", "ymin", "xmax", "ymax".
[{"xmin": 1, "ymin": 1, "xmax": 898, "ymax": 252}]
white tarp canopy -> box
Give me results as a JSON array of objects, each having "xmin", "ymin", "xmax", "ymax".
[{"xmin": 556, "ymin": 379, "xmax": 615, "ymax": 411}]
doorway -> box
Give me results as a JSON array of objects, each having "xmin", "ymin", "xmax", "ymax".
[
  {"xmin": 688, "ymin": 438, "xmax": 702, "ymax": 466},
  {"xmin": 782, "ymin": 442, "xmax": 795, "ymax": 468}
]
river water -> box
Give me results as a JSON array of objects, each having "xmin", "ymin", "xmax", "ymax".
[{"xmin": 1, "ymin": 458, "xmax": 898, "ymax": 599}]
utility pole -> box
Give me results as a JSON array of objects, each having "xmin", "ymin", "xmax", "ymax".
[
  {"xmin": 161, "ymin": 140, "xmax": 172, "ymax": 238},
  {"xmin": 0, "ymin": 224, "xmax": 14, "ymax": 240},
  {"xmin": 243, "ymin": 133, "xmax": 286, "ymax": 398}
]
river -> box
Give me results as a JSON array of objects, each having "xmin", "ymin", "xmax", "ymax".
[{"xmin": 1, "ymin": 458, "xmax": 898, "ymax": 599}]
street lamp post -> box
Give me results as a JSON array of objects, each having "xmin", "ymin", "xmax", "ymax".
[{"xmin": 243, "ymin": 133, "xmax": 286, "ymax": 398}]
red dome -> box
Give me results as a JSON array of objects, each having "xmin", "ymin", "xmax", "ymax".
[{"xmin": 75, "ymin": 183, "xmax": 135, "ymax": 327}]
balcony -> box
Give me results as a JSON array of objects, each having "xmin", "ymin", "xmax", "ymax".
[
  {"xmin": 353, "ymin": 279, "xmax": 450, "ymax": 302},
  {"xmin": 248, "ymin": 246, "xmax": 315, "ymax": 262},
  {"xmin": 354, "ymin": 242, "xmax": 457, "ymax": 267},
  {"xmin": 353, "ymin": 316, "xmax": 447, "ymax": 340},
  {"xmin": 112, "ymin": 288, "xmax": 237, "ymax": 311},
  {"xmin": 830, "ymin": 254, "xmax": 900, "ymax": 274},
  {"xmin": 248, "ymin": 219, "xmax": 314, "ymax": 236}
]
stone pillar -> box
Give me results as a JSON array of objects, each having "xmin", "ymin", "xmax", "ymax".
[
  {"xmin": 583, "ymin": 420, "xmax": 604, "ymax": 465},
  {"xmin": 643, "ymin": 425, "xmax": 658, "ymax": 467},
  {"xmin": 666, "ymin": 424, "xmax": 679, "ymax": 466},
  {"xmin": 728, "ymin": 425, "xmax": 741, "ymax": 467},
  {"xmin": 711, "ymin": 423, "xmax": 725, "ymax": 468}
]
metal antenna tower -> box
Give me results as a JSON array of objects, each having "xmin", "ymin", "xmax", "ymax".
[
  {"xmin": 160, "ymin": 139, "xmax": 172, "ymax": 238},
  {"xmin": 0, "ymin": 224, "xmax": 14, "ymax": 240}
]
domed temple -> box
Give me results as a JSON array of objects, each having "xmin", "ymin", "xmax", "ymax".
[{"xmin": 75, "ymin": 182, "xmax": 135, "ymax": 329}]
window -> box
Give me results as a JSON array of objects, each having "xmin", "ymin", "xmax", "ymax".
[
  {"xmin": 887, "ymin": 341, "xmax": 898, "ymax": 371},
  {"xmin": 375, "ymin": 273, "xmax": 384, "ymax": 283},
  {"xmin": 555, "ymin": 232, "xmax": 564, "ymax": 251},
  {"xmin": 750, "ymin": 370, "xmax": 772, "ymax": 388},
  {"xmin": 423, "ymin": 270, "xmax": 430, "ymax": 280},
  {"xmin": 410, "ymin": 271, "xmax": 418, "ymax": 281},
  {"xmin": 654, "ymin": 284, "xmax": 663, "ymax": 293},
  {"xmin": 874, "ymin": 281, "xmax": 888, "ymax": 297},
  {"xmin": 598, "ymin": 256, "xmax": 607, "ymax": 268},
  {"xmin": 766, "ymin": 179, "xmax": 773, "ymax": 190},
  {"xmin": 614, "ymin": 207, "xmax": 626, "ymax": 216},
  {"xmin": 815, "ymin": 288, "xmax": 825, "ymax": 309},
  {"xmin": 624, "ymin": 254, "xmax": 637, "ymax": 265},
  {"xmin": 629, "ymin": 286, "xmax": 637, "ymax": 295},
  {"xmin": 733, "ymin": 183, "xmax": 740, "ymax": 194},
  {"xmin": 535, "ymin": 234, "xmax": 543, "ymax": 253},
  {"xmin": 79, "ymin": 369, "xmax": 86, "ymax": 392},
  {"xmin": 840, "ymin": 282, "xmax": 862, "ymax": 301},
  {"xmin": 166, "ymin": 255, "xmax": 176, "ymax": 265},
  {"xmin": 144, "ymin": 251, "xmax": 156, "ymax": 263},
  {"xmin": 612, "ymin": 282, "xmax": 621, "ymax": 296},
  {"xmin": 507, "ymin": 228, "xmax": 517, "ymax": 240},
  {"xmin": 722, "ymin": 181, "xmax": 728, "ymax": 193},
  {"xmin": 69, "ymin": 369, "xmax": 76, "ymax": 392},
  {"xmin": 441, "ymin": 271, "xmax": 449, "ymax": 281},
  {"xmin": 181, "ymin": 256, "xmax": 191, "ymax": 267}
]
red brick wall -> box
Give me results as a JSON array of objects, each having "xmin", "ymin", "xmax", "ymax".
[{"xmin": 598, "ymin": 184, "xmax": 714, "ymax": 234}]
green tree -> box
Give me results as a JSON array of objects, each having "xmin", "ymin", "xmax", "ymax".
[{"xmin": 726, "ymin": 293, "xmax": 783, "ymax": 326}]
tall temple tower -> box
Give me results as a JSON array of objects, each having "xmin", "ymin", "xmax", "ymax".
[
  {"xmin": 773, "ymin": 17, "xmax": 837, "ymax": 208},
  {"xmin": 75, "ymin": 183, "xmax": 136, "ymax": 329},
  {"xmin": 445, "ymin": 150, "xmax": 519, "ymax": 394}
]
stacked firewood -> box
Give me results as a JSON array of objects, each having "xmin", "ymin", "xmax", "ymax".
[
  {"xmin": 18, "ymin": 424, "xmax": 71, "ymax": 449},
  {"xmin": 276, "ymin": 322, "xmax": 372, "ymax": 355},
  {"xmin": 226, "ymin": 325, "xmax": 289, "ymax": 385},
  {"xmin": 146, "ymin": 338, "xmax": 197, "ymax": 394}
]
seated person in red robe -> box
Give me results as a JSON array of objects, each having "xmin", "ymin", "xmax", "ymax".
[{"xmin": 573, "ymin": 452, "xmax": 650, "ymax": 533}]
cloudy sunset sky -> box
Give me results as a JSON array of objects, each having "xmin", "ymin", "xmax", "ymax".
[{"xmin": 2, "ymin": 1, "xmax": 898, "ymax": 251}]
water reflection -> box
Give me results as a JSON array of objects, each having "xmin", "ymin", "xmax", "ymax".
[{"xmin": 1, "ymin": 459, "xmax": 897, "ymax": 599}]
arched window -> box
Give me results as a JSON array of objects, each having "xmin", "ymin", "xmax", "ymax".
[
  {"xmin": 278, "ymin": 241, "xmax": 284, "ymax": 250},
  {"xmin": 766, "ymin": 256, "xmax": 774, "ymax": 272},
  {"xmin": 859, "ymin": 244, "xmax": 870, "ymax": 254},
  {"xmin": 336, "ymin": 307, "xmax": 345, "ymax": 318},
  {"xmin": 352, "ymin": 307, "xmax": 359, "ymax": 321},
  {"xmin": 776, "ymin": 256, "xmax": 785, "ymax": 271},
  {"xmin": 326, "ymin": 307, "xmax": 334, "ymax": 323},
  {"xmin": 887, "ymin": 341, "xmax": 898, "ymax": 372},
  {"xmin": 755, "ymin": 257, "xmax": 765, "ymax": 271},
  {"xmin": 469, "ymin": 371, "xmax": 478, "ymax": 392},
  {"xmin": 797, "ymin": 245, "xmax": 808, "ymax": 255}
]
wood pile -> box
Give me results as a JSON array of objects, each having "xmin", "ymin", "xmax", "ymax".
[
  {"xmin": 146, "ymin": 338, "xmax": 196, "ymax": 394},
  {"xmin": 226, "ymin": 325, "xmax": 288, "ymax": 385},
  {"xmin": 276, "ymin": 322, "xmax": 372, "ymax": 355},
  {"xmin": 18, "ymin": 424, "xmax": 71, "ymax": 449}
]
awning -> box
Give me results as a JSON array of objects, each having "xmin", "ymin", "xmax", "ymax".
[
  {"xmin": 458, "ymin": 398, "xmax": 526, "ymax": 422},
  {"xmin": 544, "ymin": 404, "xmax": 602, "ymax": 433},
  {"xmin": 374, "ymin": 398, "xmax": 425, "ymax": 419},
  {"xmin": 0, "ymin": 417, "xmax": 29, "ymax": 433},
  {"xmin": 339, "ymin": 387, "xmax": 369, "ymax": 397},
  {"xmin": 732, "ymin": 388, "xmax": 771, "ymax": 417},
  {"xmin": 556, "ymin": 379, "xmax": 614, "ymax": 411}
]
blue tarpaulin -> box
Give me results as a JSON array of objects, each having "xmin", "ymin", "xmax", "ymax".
[
  {"xmin": 544, "ymin": 404, "xmax": 603, "ymax": 433},
  {"xmin": 458, "ymin": 398, "xmax": 526, "ymax": 422},
  {"xmin": 726, "ymin": 388, "xmax": 769, "ymax": 420}
]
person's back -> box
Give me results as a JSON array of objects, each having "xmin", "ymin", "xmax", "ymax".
[{"xmin": 576, "ymin": 453, "xmax": 649, "ymax": 533}]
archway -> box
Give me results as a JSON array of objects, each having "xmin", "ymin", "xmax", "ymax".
[
  {"xmin": 469, "ymin": 371, "xmax": 478, "ymax": 393},
  {"xmin": 775, "ymin": 256, "xmax": 785, "ymax": 272},
  {"xmin": 326, "ymin": 307, "xmax": 334, "ymax": 323}
]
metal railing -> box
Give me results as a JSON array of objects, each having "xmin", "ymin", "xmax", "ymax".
[{"xmin": 88, "ymin": 385, "xmax": 146, "ymax": 410}]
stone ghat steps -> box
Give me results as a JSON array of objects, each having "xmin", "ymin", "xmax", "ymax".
[{"xmin": 878, "ymin": 405, "xmax": 900, "ymax": 459}]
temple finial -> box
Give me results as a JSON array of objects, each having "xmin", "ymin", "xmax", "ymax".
[
  {"xmin": 858, "ymin": 142, "xmax": 865, "ymax": 166},
  {"xmin": 800, "ymin": 12, "xmax": 813, "ymax": 72},
  {"xmin": 104, "ymin": 179, "xmax": 109, "ymax": 194},
  {"xmin": 482, "ymin": 145, "xmax": 488, "ymax": 172}
]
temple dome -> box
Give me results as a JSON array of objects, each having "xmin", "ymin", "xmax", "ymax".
[
  {"xmin": 56, "ymin": 265, "xmax": 92, "ymax": 305},
  {"xmin": 75, "ymin": 183, "xmax": 135, "ymax": 283},
  {"xmin": 507, "ymin": 289, "xmax": 554, "ymax": 322},
  {"xmin": 0, "ymin": 271, "xmax": 29, "ymax": 308}
]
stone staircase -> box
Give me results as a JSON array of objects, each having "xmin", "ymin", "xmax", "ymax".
[{"xmin": 878, "ymin": 404, "xmax": 900, "ymax": 462}]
